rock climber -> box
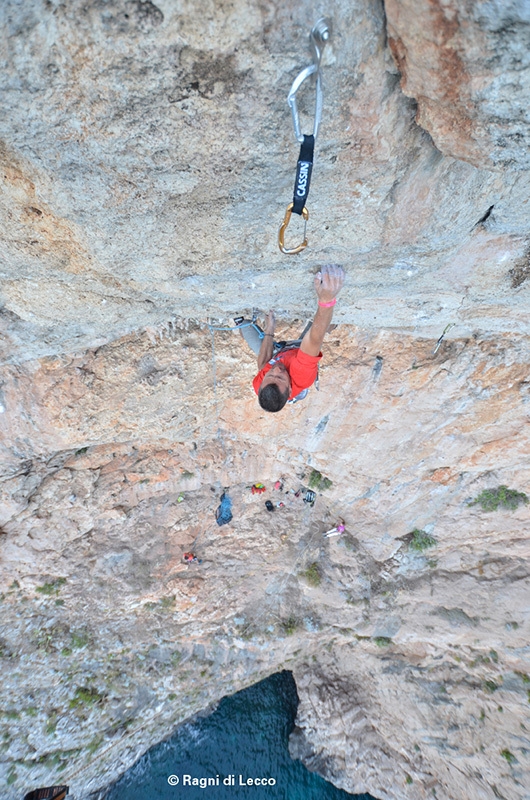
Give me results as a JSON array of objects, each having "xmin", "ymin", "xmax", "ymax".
[
  {"xmin": 236, "ymin": 264, "xmax": 345, "ymax": 412},
  {"xmin": 183, "ymin": 552, "xmax": 201, "ymax": 564}
]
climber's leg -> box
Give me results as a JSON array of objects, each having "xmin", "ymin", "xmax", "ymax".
[{"xmin": 234, "ymin": 319, "xmax": 265, "ymax": 355}]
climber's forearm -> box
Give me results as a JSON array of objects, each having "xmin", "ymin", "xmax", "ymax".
[
  {"xmin": 300, "ymin": 304, "xmax": 334, "ymax": 357},
  {"xmin": 257, "ymin": 334, "xmax": 274, "ymax": 370}
]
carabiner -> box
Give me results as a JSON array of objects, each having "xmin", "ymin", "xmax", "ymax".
[
  {"xmin": 287, "ymin": 17, "xmax": 332, "ymax": 143},
  {"xmin": 278, "ymin": 203, "xmax": 309, "ymax": 255}
]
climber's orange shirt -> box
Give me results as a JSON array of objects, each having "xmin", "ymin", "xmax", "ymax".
[{"xmin": 253, "ymin": 348, "xmax": 322, "ymax": 400}]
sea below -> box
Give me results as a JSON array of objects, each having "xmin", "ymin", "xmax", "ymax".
[{"xmin": 105, "ymin": 671, "xmax": 378, "ymax": 800}]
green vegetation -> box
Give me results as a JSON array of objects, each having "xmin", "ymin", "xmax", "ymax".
[
  {"xmin": 36, "ymin": 749, "xmax": 80, "ymax": 770},
  {"xmin": 281, "ymin": 617, "xmax": 298, "ymax": 636},
  {"xmin": 181, "ymin": 470, "xmax": 194, "ymax": 479},
  {"xmin": 408, "ymin": 529, "xmax": 437, "ymax": 551},
  {"xmin": 7, "ymin": 766, "xmax": 17, "ymax": 785},
  {"xmin": 405, "ymin": 774, "xmax": 413, "ymax": 785},
  {"xmin": 87, "ymin": 735, "xmax": 103, "ymax": 755},
  {"xmin": 483, "ymin": 679, "xmax": 499, "ymax": 693},
  {"xmin": 302, "ymin": 562, "xmax": 321, "ymax": 587},
  {"xmin": 500, "ymin": 749, "xmax": 516, "ymax": 764},
  {"xmin": 171, "ymin": 651, "xmax": 182, "ymax": 667},
  {"xmin": 515, "ymin": 673, "xmax": 530, "ymax": 703},
  {"xmin": 36, "ymin": 577, "xmax": 66, "ymax": 596},
  {"xmin": 373, "ymin": 637, "xmax": 392, "ymax": 647},
  {"xmin": 4, "ymin": 710, "xmax": 20, "ymax": 719},
  {"xmin": 159, "ymin": 595, "xmax": 176, "ymax": 609},
  {"xmin": 489, "ymin": 649, "xmax": 499, "ymax": 663},
  {"xmin": 469, "ymin": 486, "xmax": 528, "ymax": 512},
  {"xmin": 46, "ymin": 716, "xmax": 57, "ymax": 735},
  {"xmin": 145, "ymin": 595, "xmax": 176, "ymax": 611},
  {"xmin": 307, "ymin": 469, "xmax": 333, "ymax": 491},
  {"xmin": 168, "ymin": 693, "xmax": 177, "ymax": 701},
  {"xmin": 75, "ymin": 447, "xmax": 88, "ymax": 455},
  {"xmin": 238, "ymin": 626, "xmax": 257, "ymax": 641},
  {"xmin": 71, "ymin": 630, "xmax": 90, "ymax": 649},
  {"xmin": 470, "ymin": 654, "xmax": 491, "ymax": 667},
  {"xmin": 69, "ymin": 686, "xmax": 104, "ymax": 709}
]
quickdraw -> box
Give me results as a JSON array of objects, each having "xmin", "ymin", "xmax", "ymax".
[{"xmin": 278, "ymin": 17, "xmax": 332, "ymax": 255}]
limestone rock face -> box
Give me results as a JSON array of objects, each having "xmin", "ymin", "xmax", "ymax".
[
  {"xmin": 1, "ymin": 2, "xmax": 530, "ymax": 800},
  {"xmin": 1, "ymin": 0, "xmax": 529, "ymax": 363},
  {"xmin": 1, "ymin": 324, "xmax": 530, "ymax": 800},
  {"xmin": 385, "ymin": 0, "xmax": 530, "ymax": 170}
]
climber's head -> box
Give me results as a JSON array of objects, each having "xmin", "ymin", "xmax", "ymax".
[{"xmin": 258, "ymin": 361, "xmax": 291, "ymax": 412}]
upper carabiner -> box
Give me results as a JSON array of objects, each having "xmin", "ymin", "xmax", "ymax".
[{"xmin": 287, "ymin": 17, "xmax": 332, "ymax": 143}]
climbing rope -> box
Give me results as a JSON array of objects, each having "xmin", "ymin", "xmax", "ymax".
[
  {"xmin": 279, "ymin": 18, "xmax": 332, "ymax": 255},
  {"xmin": 205, "ymin": 320, "xmax": 257, "ymax": 333}
]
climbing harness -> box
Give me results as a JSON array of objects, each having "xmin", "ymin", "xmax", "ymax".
[
  {"xmin": 269, "ymin": 322, "xmax": 320, "ymax": 402},
  {"xmin": 266, "ymin": 346, "xmax": 320, "ymax": 404},
  {"xmin": 279, "ymin": 17, "xmax": 332, "ymax": 255},
  {"xmin": 208, "ymin": 316, "xmax": 319, "ymax": 407}
]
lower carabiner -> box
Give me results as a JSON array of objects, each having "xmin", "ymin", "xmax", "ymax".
[{"xmin": 278, "ymin": 203, "xmax": 309, "ymax": 255}]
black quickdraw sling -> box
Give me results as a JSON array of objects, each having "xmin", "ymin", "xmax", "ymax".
[{"xmin": 278, "ymin": 18, "xmax": 332, "ymax": 255}]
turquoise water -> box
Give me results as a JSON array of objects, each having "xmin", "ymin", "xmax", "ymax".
[{"xmin": 105, "ymin": 671, "xmax": 378, "ymax": 800}]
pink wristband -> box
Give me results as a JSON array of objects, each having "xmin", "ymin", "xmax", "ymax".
[{"xmin": 318, "ymin": 298, "xmax": 336, "ymax": 307}]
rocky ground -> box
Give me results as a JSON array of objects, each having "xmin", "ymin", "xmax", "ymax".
[{"xmin": 1, "ymin": 322, "xmax": 529, "ymax": 799}]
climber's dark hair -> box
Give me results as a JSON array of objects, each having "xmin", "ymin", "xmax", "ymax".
[{"xmin": 258, "ymin": 382, "xmax": 289, "ymax": 412}]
